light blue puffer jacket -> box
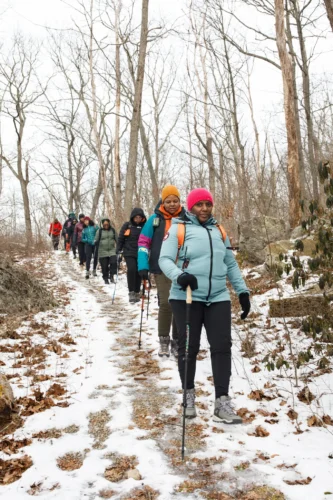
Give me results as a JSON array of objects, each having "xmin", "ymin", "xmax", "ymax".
[{"xmin": 158, "ymin": 212, "xmax": 249, "ymax": 304}]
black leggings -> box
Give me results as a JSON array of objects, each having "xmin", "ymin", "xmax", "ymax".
[
  {"xmin": 78, "ymin": 242, "xmax": 86, "ymax": 265},
  {"xmin": 171, "ymin": 300, "xmax": 232, "ymax": 399},
  {"xmin": 85, "ymin": 244, "xmax": 98, "ymax": 272},
  {"xmin": 125, "ymin": 256, "xmax": 141, "ymax": 293},
  {"xmin": 99, "ymin": 256, "xmax": 117, "ymax": 280}
]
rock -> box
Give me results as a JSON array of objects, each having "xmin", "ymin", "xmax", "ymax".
[
  {"xmin": 264, "ymin": 238, "xmax": 317, "ymax": 268},
  {"xmin": 239, "ymin": 217, "xmax": 290, "ymax": 264},
  {"xmin": 291, "ymin": 225, "xmax": 305, "ymax": 239},
  {"xmin": 126, "ymin": 469, "xmax": 141, "ymax": 481},
  {"xmin": 0, "ymin": 373, "xmax": 14, "ymax": 421}
]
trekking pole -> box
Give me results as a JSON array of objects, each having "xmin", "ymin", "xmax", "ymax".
[
  {"xmin": 146, "ymin": 277, "xmax": 151, "ymax": 320},
  {"xmin": 181, "ymin": 285, "xmax": 192, "ymax": 461},
  {"xmin": 112, "ymin": 260, "xmax": 120, "ymax": 305},
  {"xmin": 138, "ymin": 279, "xmax": 147, "ymax": 349}
]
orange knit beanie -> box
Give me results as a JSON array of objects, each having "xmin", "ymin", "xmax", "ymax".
[{"xmin": 161, "ymin": 185, "xmax": 180, "ymax": 202}]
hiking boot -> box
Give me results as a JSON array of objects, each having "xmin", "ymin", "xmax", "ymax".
[
  {"xmin": 92, "ymin": 269, "xmax": 97, "ymax": 277},
  {"xmin": 158, "ymin": 337, "xmax": 170, "ymax": 357},
  {"xmin": 110, "ymin": 275, "xmax": 115, "ymax": 284},
  {"xmin": 184, "ymin": 388, "xmax": 196, "ymax": 419},
  {"xmin": 213, "ymin": 396, "xmax": 243, "ymax": 425},
  {"xmin": 129, "ymin": 291, "xmax": 136, "ymax": 303},
  {"xmin": 134, "ymin": 292, "xmax": 141, "ymax": 303},
  {"xmin": 104, "ymin": 278, "xmax": 109, "ymax": 285},
  {"xmin": 170, "ymin": 339, "xmax": 179, "ymax": 358},
  {"xmin": 85, "ymin": 271, "xmax": 90, "ymax": 280}
]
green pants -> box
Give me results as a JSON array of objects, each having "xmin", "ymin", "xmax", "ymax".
[{"xmin": 155, "ymin": 273, "xmax": 178, "ymax": 340}]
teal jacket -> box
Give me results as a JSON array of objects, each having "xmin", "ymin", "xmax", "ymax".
[
  {"xmin": 82, "ymin": 225, "xmax": 99, "ymax": 246},
  {"xmin": 158, "ymin": 212, "xmax": 249, "ymax": 304}
]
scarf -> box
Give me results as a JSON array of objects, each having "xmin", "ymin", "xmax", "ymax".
[{"xmin": 159, "ymin": 205, "xmax": 183, "ymax": 234}]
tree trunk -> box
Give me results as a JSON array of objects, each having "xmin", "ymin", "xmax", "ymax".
[
  {"xmin": 324, "ymin": 0, "xmax": 333, "ymax": 31},
  {"xmin": 124, "ymin": 0, "xmax": 149, "ymax": 217},
  {"xmin": 89, "ymin": 0, "xmax": 113, "ymax": 220},
  {"xmin": 91, "ymin": 169, "xmax": 103, "ymax": 220},
  {"xmin": 20, "ymin": 178, "xmax": 33, "ymax": 247},
  {"xmin": 275, "ymin": 0, "xmax": 301, "ymax": 228},
  {"xmin": 139, "ymin": 121, "xmax": 159, "ymax": 204},
  {"xmin": 292, "ymin": 0, "xmax": 319, "ymax": 200},
  {"xmin": 223, "ymin": 31, "xmax": 250, "ymax": 221},
  {"xmin": 285, "ymin": 5, "xmax": 306, "ymax": 201},
  {"xmin": 114, "ymin": 1, "xmax": 122, "ymax": 219}
]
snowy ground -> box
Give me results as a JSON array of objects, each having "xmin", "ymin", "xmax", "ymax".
[{"xmin": 1, "ymin": 252, "xmax": 333, "ymax": 499}]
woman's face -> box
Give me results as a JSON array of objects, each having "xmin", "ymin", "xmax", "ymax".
[
  {"xmin": 133, "ymin": 215, "xmax": 143, "ymax": 224},
  {"xmin": 103, "ymin": 221, "xmax": 110, "ymax": 229},
  {"xmin": 84, "ymin": 219, "xmax": 89, "ymax": 227},
  {"xmin": 163, "ymin": 195, "xmax": 180, "ymax": 215},
  {"xmin": 191, "ymin": 201, "xmax": 213, "ymax": 224}
]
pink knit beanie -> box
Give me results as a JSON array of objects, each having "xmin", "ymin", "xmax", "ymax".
[{"xmin": 187, "ymin": 188, "xmax": 214, "ymax": 211}]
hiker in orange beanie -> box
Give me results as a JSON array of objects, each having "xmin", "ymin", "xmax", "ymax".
[{"xmin": 138, "ymin": 185, "xmax": 185, "ymax": 358}]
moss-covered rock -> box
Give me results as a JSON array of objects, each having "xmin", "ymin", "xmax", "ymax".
[{"xmin": 265, "ymin": 238, "xmax": 317, "ymax": 268}]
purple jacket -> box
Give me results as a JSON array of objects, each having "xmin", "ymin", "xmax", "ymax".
[{"xmin": 74, "ymin": 222, "xmax": 84, "ymax": 244}]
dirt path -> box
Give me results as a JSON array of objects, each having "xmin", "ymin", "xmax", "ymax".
[{"xmin": 2, "ymin": 253, "xmax": 332, "ymax": 499}]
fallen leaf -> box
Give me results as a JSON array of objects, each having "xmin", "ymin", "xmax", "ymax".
[
  {"xmin": 287, "ymin": 409, "xmax": 298, "ymax": 420},
  {"xmin": 284, "ymin": 476, "xmax": 312, "ymax": 485},
  {"xmin": 0, "ymin": 455, "xmax": 33, "ymax": 485}
]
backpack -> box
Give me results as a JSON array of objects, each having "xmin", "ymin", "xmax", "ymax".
[{"xmin": 176, "ymin": 222, "xmax": 227, "ymax": 261}]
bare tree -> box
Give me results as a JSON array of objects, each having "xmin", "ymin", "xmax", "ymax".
[
  {"xmin": 275, "ymin": 0, "xmax": 301, "ymax": 227},
  {"xmin": 323, "ymin": 0, "xmax": 333, "ymax": 31},
  {"xmin": 0, "ymin": 36, "xmax": 45, "ymax": 246},
  {"xmin": 124, "ymin": 0, "xmax": 149, "ymax": 217}
]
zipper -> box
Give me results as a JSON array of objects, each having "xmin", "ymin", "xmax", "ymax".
[{"xmin": 205, "ymin": 228, "xmax": 213, "ymax": 301}]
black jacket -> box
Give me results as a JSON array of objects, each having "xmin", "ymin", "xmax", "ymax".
[
  {"xmin": 67, "ymin": 220, "xmax": 77, "ymax": 243},
  {"xmin": 117, "ymin": 208, "xmax": 146, "ymax": 258}
]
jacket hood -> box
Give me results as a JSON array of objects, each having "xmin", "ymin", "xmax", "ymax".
[
  {"xmin": 130, "ymin": 207, "xmax": 146, "ymax": 221},
  {"xmin": 101, "ymin": 217, "xmax": 111, "ymax": 224},
  {"xmin": 154, "ymin": 200, "xmax": 162, "ymax": 214}
]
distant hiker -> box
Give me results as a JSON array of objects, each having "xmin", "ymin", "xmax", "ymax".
[
  {"xmin": 159, "ymin": 188, "xmax": 250, "ymax": 424},
  {"xmin": 67, "ymin": 217, "xmax": 78, "ymax": 259},
  {"xmin": 95, "ymin": 218, "xmax": 118, "ymax": 285},
  {"xmin": 49, "ymin": 218, "xmax": 62, "ymax": 250},
  {"xmin": 73, "ymin": 214, "xmax": 86, "ymax": 266},
  {"xmin": 62, "ymin": 212, "xmax": 75, "ymax": 250},
  {"xmin": 138, "ymin": 185, "xmax": 185, "ymax": 358},
  {"xmin": 117, "ymin": 208, "xmax": 146, "ymax": 303},
  {"xmin": 82, "ymin": 217, "xmax": 99, "ymax": 279}
]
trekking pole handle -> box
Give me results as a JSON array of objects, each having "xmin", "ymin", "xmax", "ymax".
[{"xmin": 186, "ymin": 286, "xmax": 192, "ymax": 304}]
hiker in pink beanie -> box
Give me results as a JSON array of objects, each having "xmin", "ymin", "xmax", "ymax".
[
  {"xmin": 187, "ymin": 188, "xmax": 214, "ymax": 211},
  {"xmin": 159, "ymin": 187, "xmax": 250, "ymax": 424}
]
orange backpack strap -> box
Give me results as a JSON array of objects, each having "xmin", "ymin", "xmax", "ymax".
[
  {"xmin": 216, "ymin": 224, "xmax": 227, "ymax": 242},
  {"xmin": 176, "ymin": 223, "xmax": 186, "ymax": 262}
]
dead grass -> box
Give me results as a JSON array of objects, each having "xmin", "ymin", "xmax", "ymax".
[
  {"xmin": 88, "ymin": 409, "xmax": 111, "ymax": 449},
  {"xmin": 104, "ymin": 455, "xmax": 138, "ymax": 483},
  {"xmin": 57, "ymin": 452, "xmax": 85, "ymax": 471}
]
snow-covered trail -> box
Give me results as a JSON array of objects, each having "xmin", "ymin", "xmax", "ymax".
[{"xmin": 1, "ymin": 252, "xmax": 333, "ymax": 499}]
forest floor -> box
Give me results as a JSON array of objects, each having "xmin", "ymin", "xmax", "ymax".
[{"xmin": 0, "ymin": 251, "xmax": 333, "ymax": 500}]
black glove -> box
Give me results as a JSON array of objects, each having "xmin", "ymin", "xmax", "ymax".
[
  {"xmin": 177, "ymin": 273, "xmax": 198, "ymax": 291},
  {"xmin": 117, "ymin": 253, "xmax": 122, "ymax": 265},
  {"xmin": 239, "ymin": 293, "xmax": 250, "ymax": 320},
  {"xmin": 139, "ymin": 269, "xmax": 149, "ymax": 281}
]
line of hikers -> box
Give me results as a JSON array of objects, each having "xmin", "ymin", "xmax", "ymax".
[{"xmin": 49, "ymin": 185, "xmax": 251, "ymax": 425}]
